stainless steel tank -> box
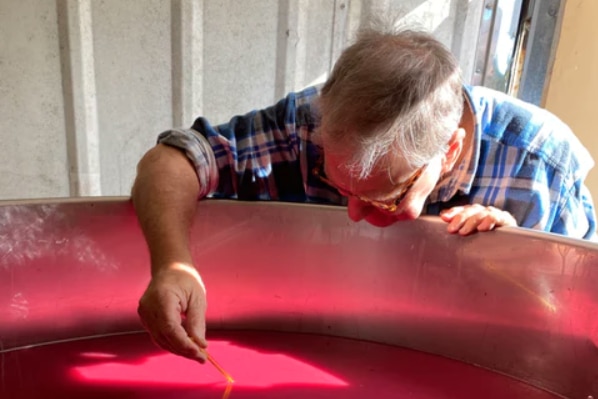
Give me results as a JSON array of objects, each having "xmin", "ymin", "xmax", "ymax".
[{"xmin": 0, "ymin": 198, "xmax": 596, "ymax": 398}]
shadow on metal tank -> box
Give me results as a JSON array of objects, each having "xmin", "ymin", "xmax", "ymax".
[{"xmin": 0, "ymin": 197, "xmax": 596, "ymax": 398}]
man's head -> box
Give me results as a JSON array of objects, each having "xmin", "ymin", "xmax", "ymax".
[{"xmin": 317, "ymin": 26, "xmax": 467, "ymax": 227}]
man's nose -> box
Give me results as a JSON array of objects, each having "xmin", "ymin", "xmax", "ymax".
[{"xmin": 347, "ymin": 197, "xmax": 372, "ymax": 221}]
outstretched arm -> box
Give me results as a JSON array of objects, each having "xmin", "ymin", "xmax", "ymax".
[{"xmin": 132, "ymin": 143, "xmax": 208, "ymax": 362}]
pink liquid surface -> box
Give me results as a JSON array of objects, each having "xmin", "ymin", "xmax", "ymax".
[{"xmin": 1, "ymin": 330, "xmax": 559, "ymax": 398}]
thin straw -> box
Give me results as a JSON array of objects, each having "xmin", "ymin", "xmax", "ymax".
[
  {"xmin": 203, "ymin": 349, "xmax": 235, "ymax": 383},
  {"xmin": 221, "ymin": 381, "xmax": 234, "ymax": 399},
  {"xmin": 189, "ymin": 336, "xmax": 235, "ymax": 383}
]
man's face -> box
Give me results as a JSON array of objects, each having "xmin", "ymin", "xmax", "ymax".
[{"xmin": 323, "ymin": 151, "xmax": 442, "ymax": 227}]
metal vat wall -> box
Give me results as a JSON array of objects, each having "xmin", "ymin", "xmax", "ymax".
[{"xmin": 0, "ymin": 198, "xmax": 596, "ymax": 397}]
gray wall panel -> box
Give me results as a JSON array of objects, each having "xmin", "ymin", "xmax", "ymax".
[
  {"xmin": 203, "ymin": 0, "xmax": 280, "ymax": 122},
  {"xmin": 0, "ymin": 0, "xmax": 69, "ymax": 199},
  {"xmin": 301, "ymin": 1, "xmax": 336, "ymax": 87},
  {"xmin": 0, "ymin": 0, "xmax": 488, "ymax": 200},
  {"xmin": 92, "ymin": 0, "xmax": 172, "ymax": 195}
]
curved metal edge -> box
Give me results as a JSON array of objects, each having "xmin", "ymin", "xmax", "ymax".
[{"xmin": 2, "ymin": 196, "xmax": 596, "ymax": 251}]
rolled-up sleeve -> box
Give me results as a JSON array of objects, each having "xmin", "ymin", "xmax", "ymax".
[
  {"xmin": 155, "ymin": 86, "xmax": 325, "ymax": 202},
  {"xmin": 157, "ymin": 128, "xmax": 219, "ymax": 199}
]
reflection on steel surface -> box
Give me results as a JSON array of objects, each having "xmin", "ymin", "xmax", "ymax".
[{"xmin": 0, "ymin": 198, "xmax": 596, "ymax": 398}]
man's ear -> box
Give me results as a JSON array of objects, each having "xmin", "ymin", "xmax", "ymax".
[{"xmin": 442, "ymin": 128, "xmax": 466, "ymax": 174}]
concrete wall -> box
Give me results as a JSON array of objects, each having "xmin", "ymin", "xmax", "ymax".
[
  {"xmin": 1, "ymin": 1, "xmax": 69, "ymax": 199},
  {"xmin": 0, "ymin": 0, "xmax": 483, "ymax": 200},
  {"xmin": 544, "ymin": 0, "xmax": 598, "ymax": 203}
]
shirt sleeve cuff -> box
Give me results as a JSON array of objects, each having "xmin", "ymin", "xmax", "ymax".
[{"xmin": 157, "ymin": 128, "xmax": 219, "ymax": 198}]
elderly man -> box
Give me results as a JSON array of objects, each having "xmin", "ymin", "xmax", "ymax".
[{"xmin": 132, "ymin": 27, "xmax": 596, "ymax": 362}]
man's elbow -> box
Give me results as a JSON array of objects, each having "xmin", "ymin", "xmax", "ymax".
[
  {"xmin": 132, "ymin": 144, "xmax": 200, "ymax": 199},
  {"xmin": 133, "ymin": 145, "xmax": 187, "ymax": 192}
]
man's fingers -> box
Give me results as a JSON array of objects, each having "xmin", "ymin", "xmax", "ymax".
[
  {"xmin": 440, "ymin": 206, "xmax": 464, "ymax": 220},
  {"xmin": 153, "ymin": 332, "xmax": 178, "ymax": 355},
  {"xmin": 446, "ymin": 208, "xmax": 473, "ymax": 233},
  {"xmin": 138, "ymin": 285, "xmax": 206, "ymax": 362},
  {"xmin": 443, "ymin": 205, "xmax": 516, "ymax": 235},
  {"xmin": 456, "ymin": 210, "xmax": 486, "ymax": 235},
  {"xmin": 476, "ymin": 215, "xmax": 496, "ymax": 231},
  {"xmin": 136, "ymin": 265, "xmax": 210, "ymax": 364},
  {"xmin": 156, "ymin": 294, "xmax": 206, "ymax": 361},
  {"xmin": 445, "ymin": 204, "xmax": 481, "ymax": 232},
  {"xmin": 182, "ymin": 296, "xmax": 208, "ymax": 363},
  {"xmin": 162, "ymin": 321, "xmax": 205, "ymax": 361},
  {"xmin": 184, "ymin": 304, "xmax": 208, "ymax": 349}
]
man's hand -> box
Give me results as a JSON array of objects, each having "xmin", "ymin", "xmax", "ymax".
[
  {"xmin": 138, "ymin": 263, "xmax": 208, "ymax": 362},
  {"xmin": 440, "ymin": 204, "xmax": 517, "ymax": 235}
]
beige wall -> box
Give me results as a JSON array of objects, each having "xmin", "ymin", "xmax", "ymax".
[
  {"xmin": 0, "ymin": 0, "xmax": 483, "ymax": 201},
  {"xmin": 545, "ymin": 0, "xmax": 598, "ymax": 200}
]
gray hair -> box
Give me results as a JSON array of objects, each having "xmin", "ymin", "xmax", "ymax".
[{"xmin": 318, "ymin": 25, "xmax": 464, "ymax": 179}]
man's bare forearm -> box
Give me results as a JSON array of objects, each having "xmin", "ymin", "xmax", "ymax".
[{"xmin": 132, "ymin": 144, "xmax": 200, "ymax": 276}]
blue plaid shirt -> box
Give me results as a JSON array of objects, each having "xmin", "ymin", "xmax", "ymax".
[{"xmin": 158, "ymin": 85, "xmax": 596, "ymax": 240}]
